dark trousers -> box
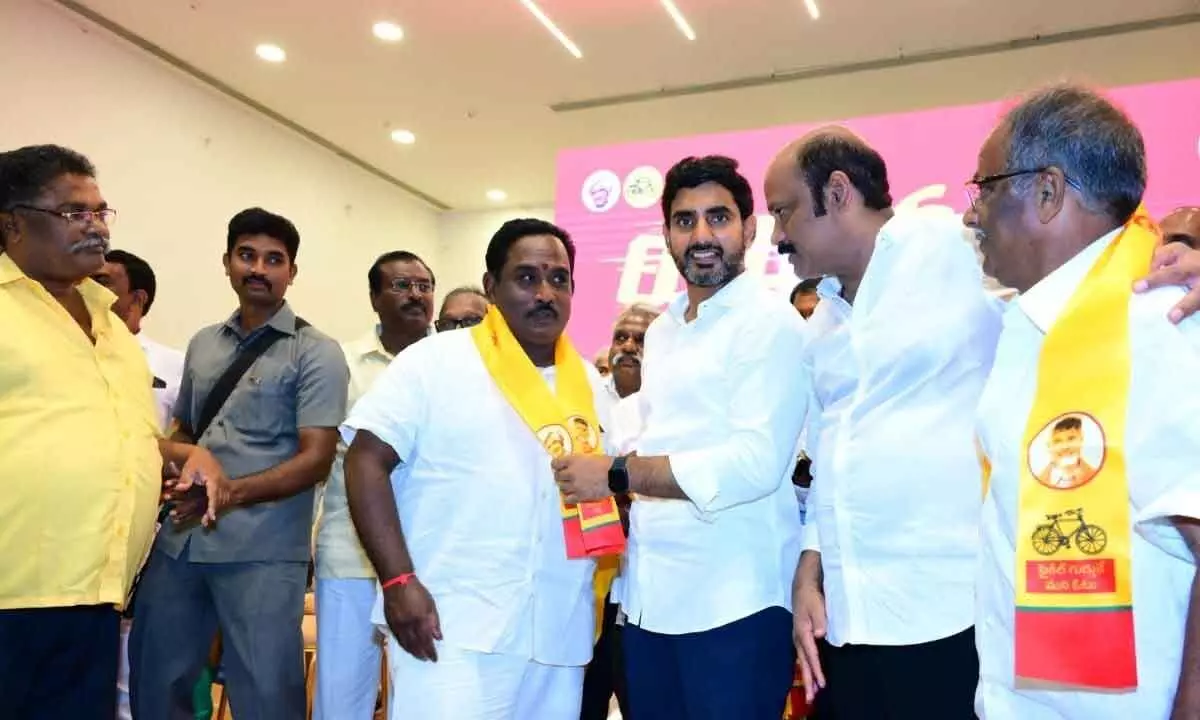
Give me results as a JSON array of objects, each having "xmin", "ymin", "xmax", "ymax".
[
  {"xmin": 128, "ymin": 545, "xmax": 308, "ymax": 720},
  {"xmin": 0, "ymin": 604, "xmax": 121, "ymax": 720},
  {"xmin": 821, "ymin": 626, "xmax": 979, "ymax": 720},
  {"xmin": 624, "ymin": 606, "xmax": 794, "ymax": 720},
  {"xmin": 580, "ymin": 598, "xmax": 629, "ymax": 720}
]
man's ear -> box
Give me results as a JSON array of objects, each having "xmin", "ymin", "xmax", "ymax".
[
  {"xmin": 741, "ymin": 213, "xmax": 757, "ymax": 253},
  {"xmin": 289, "ymin": 262, "xmax": 298, "ymax": 285},
  {"xmin": 222, "ymin": 253, "xmax": 231, "ymax": 277},
  {"xmin": 1035, "ymin": 168, "xmax": 1068, "ymax": 225},
  {"xmin": 482, "ymin": 271, "xmax": 496, "ymax": 302},
  {"xmin": 132, "ymin": 289, "xmax": 149, "ymax": 311}
]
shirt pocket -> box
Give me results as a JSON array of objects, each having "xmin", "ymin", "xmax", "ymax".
[{"xmin": 225, "ymin": 369, "xmax": 294, "ymax": 440}]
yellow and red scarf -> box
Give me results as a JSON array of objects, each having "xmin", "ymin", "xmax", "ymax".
[
  {"xmin": 983, "ymin": 207, "xmax": 1158, "ymax": 690},
  {"xmin": 471, "ymin": 306, "xmax": 626, "ymax": 560}
]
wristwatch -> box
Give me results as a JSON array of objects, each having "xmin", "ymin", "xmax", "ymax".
[{"xmin": 608, "ymin": 455, "xmax": 630, "ymax": 494}]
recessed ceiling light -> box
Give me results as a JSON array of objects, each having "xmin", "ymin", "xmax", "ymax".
[
  {"xmin": 519, "ymin": 0, "xmax": 583, "ymax": 59},
  {"xmin": 804, "ymin": 0, "xmax": 820, "ymax": 20},
  {"xmin": 390, "ymin": 129, "xmax": 416, "ymax": 145},
  {"xmin": 255, "ymin": 43, "xmax": 287, "ymax": 63},
  {"xmin": 372, "ymin": 21, "xmax": 405, "ymax": 42},
  {"xmin": 486, "ymin": 189, "xmax": 508, "ymax": 202},
  {"xmin": 660, "ymin": 0, "xmax": 697, "ymax": 41}
]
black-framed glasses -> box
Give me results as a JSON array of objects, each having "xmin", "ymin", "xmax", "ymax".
[
  {"xmin": 964, "ymin": 167, "xmax": 1080, "ymax": 211},
  {"xmin": 8, "ymin": 204, "xmax": 117, "ymax": 226},
  {"xmin": 434, "ymin": 315, "xmax": 483, "ymax": 332},
  {"xmin": 385, "ymin": 277, "xmax": 434, "ymax": 295}
]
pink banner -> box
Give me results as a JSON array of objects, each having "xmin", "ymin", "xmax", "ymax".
[{"xmin": 555, "ymin": 77, "xmax": 1200, "ymax": 356}]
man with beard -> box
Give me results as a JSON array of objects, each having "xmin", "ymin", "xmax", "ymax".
[
  {"xmin": 0, "ymin": 144, "xmax": 224, "ymax": 719},
  {"xmin": 554, "ymin": 156, "xmax": 810, "ymax": 719},
  {"xmin": 580, "ymin": 303, "xmax": 659, "ymax": 720},
  {"xmin": 967, "ymin": 84, "xmax": 1200, "ymax": 719},
  {"xmin": 313, "ymin": 250, "xmax": 436, "ymax": 719},
  {"xmin": 343, "ymin": 218, "xmax": 619, "ymax": 719},
  {"xmin": 130, "ymin": 207, "xmax": 349, "ymax": 719}
]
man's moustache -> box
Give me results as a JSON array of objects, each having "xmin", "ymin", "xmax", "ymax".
[
  {"xmin": 777, "ymin": 241, "xmax": 797, "ymax": 256},
  {"xmin": 527, "ymin": 304, "xmax": 557, "ymax": 318},
  {"xmin": 244, "ymin": 276, "xmax": 272, "ymax": 290},
  {"xmin": 612, "ymin": 352, "xmax": 641, "ymax": 366}
]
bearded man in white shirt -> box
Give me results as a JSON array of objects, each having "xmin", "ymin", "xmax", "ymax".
[
  {"xmin": 554, "ymin": 155, "xmax": 810, "ymax": 720},
  {"xmin": 764, "ymin": 126, "xmax": 998, "ymax": 719},
  {"xmin": 342, "ymin": 218, "xmax": 618, "ymax": 720},
  {"xmin": 313, "ymin": 250, "xmax": 436, "ymax": 719},
  {"xmin": 92, "ymin": 249, "xmax": 184, "ymax": 720},
  {"xmin": 966, "ymin": 83, "xmax": 1200, "ymax": 720}
]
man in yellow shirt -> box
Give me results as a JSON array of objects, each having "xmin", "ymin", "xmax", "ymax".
[{"xmin": 0, "ymin": 144, "xmax": 224, "ymax": 720}]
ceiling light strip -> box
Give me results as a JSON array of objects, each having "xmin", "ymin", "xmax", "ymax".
[
  {"xmin": 519, "ymin": 0, "xmax": 583, "ymax": 58},
  {"xmin": 804, "ymin": 0, "xmax": 820, "ymax": 20},
  {"xmin": 660, "ymin": 0, "xmax": 696, "ymax": 40}
]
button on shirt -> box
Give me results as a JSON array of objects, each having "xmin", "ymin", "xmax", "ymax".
[
  {"xmin": 0, "ymin": 254, "xmax": 161, "ymax": 610},
  {"xmin": 803, "ymin": 210, "xmax": 1003, "ymax": 647},
  {"xmin": 620, "ymin": 273, "xmax": 810, "ymax": 635},
  {"xmin": 161, "ymin": 303, "xmax": 348, "ymax": 563},
  {"xmin": 976, "ymin": 230, "xmax": 1200, "ymax": 719},
  {"xmin": 316, "ymin": 329, "xmax": 396, "ymax": 579},
  {"xmin": 342, "ymin": 330, "xmax": 611, "ymax": 666}
]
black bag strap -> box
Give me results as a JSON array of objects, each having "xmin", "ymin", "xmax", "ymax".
[{"xmin": 191, "ymin": 317, "xmax": 310, "ymax": 440}]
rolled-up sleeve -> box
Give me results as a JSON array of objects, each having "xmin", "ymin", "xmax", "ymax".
[
  {"xmin": 668, "ymin": 313, "xmax": 810, "ymax": 514},
  {"xmin": 340, "ymin": 344, "xmax": 426, "ymax": 465}
]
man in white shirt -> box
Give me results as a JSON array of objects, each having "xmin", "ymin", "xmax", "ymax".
[
  {"xmin": 580, "ymin": 303, "xmax": 658, "ymax": 720},
  {"xmin": 966, "ymin": 83, "xmax": 1200, "ymax": 719},
  {"xmin": 92, "ymin": 249, "xmax": 184, "ymax": 720},
  {"xmin": 313, "ymin": 250, "xmax": 436, "ymax": 719},
  {"xmin": 764, "ymin": 127, "xmax": 999, "ymax": 718},
  {"xmin": 554, "ymin": 156, "xmax": 810, "ymax": 719},
  {"xmin": 342, "ymin": 218, "xmax": 614, "ymax": 720}
]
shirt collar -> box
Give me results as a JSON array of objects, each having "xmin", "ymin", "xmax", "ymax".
[
  {"xmin": 0, "ymin": 252, "xmax": 116, "ymax": 322},
  {"xmin": 223, "ymin": 301, "xmax": 298, "ymax": 339},
  {"xmin": 666, "ymin": 271, "xmax": 757, "ymax": 322},
  {"xmin": 1016, "ymin": 227, "xmax": 1122, "ymax": 333},
  {"xmin": 357, "ymin": 325, "xmax": 394, "ymax": 361}
]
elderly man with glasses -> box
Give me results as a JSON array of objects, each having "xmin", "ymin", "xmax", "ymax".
[
  {"xmin": 435, "ymin": 285, "xmax": 489, "ymax": 333},
  {"xmin": 313, "ymin": 250, "xmax": 438, "ymax": 719}
]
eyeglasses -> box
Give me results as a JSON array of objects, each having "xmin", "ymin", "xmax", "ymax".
[
  {"xmin": 964, "ymin": 168, "xmax": 1080, "ymax": 211},
  {"xmin": 434, "ymin": 315, "xmax": 484, "ymax": 332},
  {"xmin": 385, "ymin": 277, "xmax": 434, "ymax": 295},
  {"xmin": 8, "ymin": 204, "xmax": 117, "ymax": 226}
]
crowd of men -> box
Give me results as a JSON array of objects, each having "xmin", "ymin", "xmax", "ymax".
[{"xmin": 3, "ymin": 79, "xmax": 1200, "ymax": 720}]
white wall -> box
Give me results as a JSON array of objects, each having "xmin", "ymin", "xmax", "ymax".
[
  {"xmin": 434, "ymin": 207, "xmax": 554, "ymax": 304},
  {"xmin": 0, "ymin": 0, "xmax": 440, "ymax": 348}
]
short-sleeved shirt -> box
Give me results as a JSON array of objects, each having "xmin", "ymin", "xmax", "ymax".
[
  {"xmin": 0, "ymin": 253, "xmax": 162, "ymax": 610},
  {"xmin": 159, "ymin": 302, "xmax": 348, "ymax": 563},
  {"xmin": 341, "ymin": 329, "xmax": 611, "ymax": 667}
]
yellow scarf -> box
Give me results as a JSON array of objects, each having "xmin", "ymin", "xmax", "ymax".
[
  {"xmin": 1002, "ymin": 207, "xmax": 1158, "ymax": 690},
  {"xmin": 470, "ymin": 306, "xmax": 626, "ymax": 563}
]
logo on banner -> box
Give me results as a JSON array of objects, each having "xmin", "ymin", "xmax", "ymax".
[
  {"xmin": 623, "ymin": 166, "xmax": 664, "ymax": 210},
  {"xmin": 581, "ymin": 170, "xmax": 621, "ymax": 213}
]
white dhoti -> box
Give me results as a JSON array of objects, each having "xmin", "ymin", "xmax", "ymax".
[
  {"xmin": 314, "ymin": 578, "xmax": 385, "ymax": 719},
  {"xmin": 386, "ymin": 636, "xmax": 584, "ymax": 720}
]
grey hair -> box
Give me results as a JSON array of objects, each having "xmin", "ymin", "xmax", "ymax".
[
  {"xmin": 1002, "ymin": 83, "xmax": 1145, "ymax": 224},
  {"xmin": 438, "ymin": 285, "xmax": 487, "ymax": 314},
  {"xmin": 614, "ymin": 302, "xmax": 661, "ymax": 328}
]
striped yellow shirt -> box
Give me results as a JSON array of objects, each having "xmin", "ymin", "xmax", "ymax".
[{"xmin": 0, "ymin": 253, "xmax": 161, "ymax": 610}]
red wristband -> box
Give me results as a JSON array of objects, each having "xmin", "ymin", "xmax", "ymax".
[{"xmin": 381, "ymin": 572, "xmax": 415, "ymax": 590}]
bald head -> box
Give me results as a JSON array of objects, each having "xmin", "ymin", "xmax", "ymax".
[
  {"xmin": 776, "ymin": 126, "xmax": 892, "ymax": 216},
  {"xmin": 1162, "ymin": 207, "xmax": 1200, "ymax": 248}
]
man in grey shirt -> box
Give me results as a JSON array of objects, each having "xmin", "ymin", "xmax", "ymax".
[{"xmin": 129, "ymin": 207, "xmax": 348, "ymax": 720}]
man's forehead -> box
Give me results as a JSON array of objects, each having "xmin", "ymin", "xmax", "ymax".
[
  {"xmin": 382, "ymin": 259, "xmax": 431, "ymax": 279},
  {"xmin": 41, "ymin": 173, "xmax": 102, "ymax": 205},
  {"xmin": 509, "ymin": 234, "xmax": 568, "ymax": 265},
  {"xmin": 614, "ymin": 317, "xmax": 649, "ymax": 333},
  {"xmin": 233, "ymin": 234, "xmax": 288, "ymax": 253},
  {"xmin": 670, "ymin": 183, "xmax": 735, "ymax": 214}
]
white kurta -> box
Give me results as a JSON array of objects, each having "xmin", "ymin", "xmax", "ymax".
[{"xmin": 976, "ymin": 229, "xmax": 1200, "ymax": 718}]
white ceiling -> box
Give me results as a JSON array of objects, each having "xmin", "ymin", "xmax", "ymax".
[{"xmin": 54, "ymin": 0, "xmax": 1200, "ymax": 211}]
